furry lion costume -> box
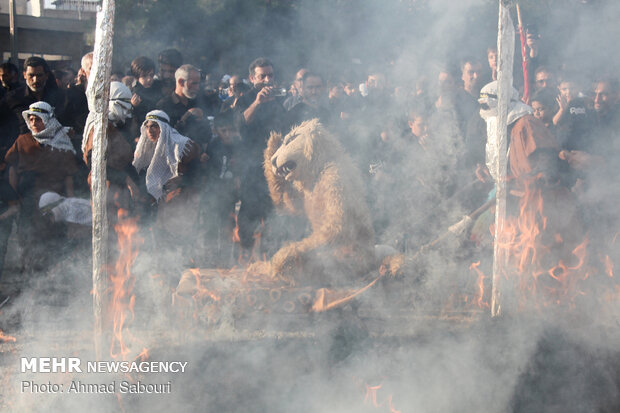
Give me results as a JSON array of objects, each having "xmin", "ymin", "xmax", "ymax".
[{"xmin": 262, "ymin": 119, "xmax": 376, "ymax": 286}]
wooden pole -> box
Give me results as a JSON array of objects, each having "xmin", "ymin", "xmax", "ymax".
[
  {"xmin": 9, "ymin": 0, "xmax": 18, "ymax": 64},
  {"xmin": 87, "ymin": 0, "xmax": 115, "ymax": 360},
  {"xmin": 491, "ymin": 0, "xmax": 515, "ymax": 317}
]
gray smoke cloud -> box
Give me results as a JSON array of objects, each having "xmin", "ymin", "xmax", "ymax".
[{"xmin": 2, "ymin": 1, "xmax": 620, "ymax": 412}]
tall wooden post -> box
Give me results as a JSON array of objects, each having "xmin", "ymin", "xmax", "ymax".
[
  {"xmin": 491, "ymin": 0, "xmax": 515, "ymax": 317},
  {"xmin": 9, "ymin": 0, "xmax": 18, "ymax": 64},
  {"xmin": 87, "ymin": 0, "xmax": 115, "ymax": 360}
]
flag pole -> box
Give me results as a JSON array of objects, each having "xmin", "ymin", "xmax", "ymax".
[{"xmin": 87, "ymin": 0, "xmax": 115, "ymax": 360}]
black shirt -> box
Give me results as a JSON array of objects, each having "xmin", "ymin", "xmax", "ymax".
[
  {"xmin": 235, "ymin": 88, "xmax": 287, "ymax": 168},
  {"xmin": 0, "ymin": 84, "xmax": 67, "ymax": 135},
  {"xmin": 0, "ymin": 179, "xmax": 18, "ymax": 216},
  {"xmin": 156, "ymin": 93, "xmax": 212, "ymax": 148}
]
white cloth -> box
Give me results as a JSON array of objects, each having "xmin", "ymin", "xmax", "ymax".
[
  {"xmin": 478, "ymin": 81, "xmax": 533, "ymax": 180},
  {"xmin": 108, "ymin": 81, "xmax": 133, "ymax": 125},
  {"xmin": 22, "ymin": 101, "xmax": 75, "ymax": 154},
  {"xmin": 132, "ymin": 110, "xmax": 192, "ymax": 201},
  {"xmin": 82, "ymin": 81, "xmax": 133, "ymax": 156},
  {"xmin": 39, "ymin": 192, "xmax": 92, "ymax": 225}
]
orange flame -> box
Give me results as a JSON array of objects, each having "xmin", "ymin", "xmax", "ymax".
[
  {"xmin": 364, "ymin": 384, "xmax": 382, "ymax": 407},
  {"xmin": 109, "ymin": 209, "xmax": 143, "ymax": 360},
  {"xmin": 362, "ymin": 382, "xmax": 401, "ymax": 413},
  {"xmin": 231, "ymin": 212, "xmax": 241, "ymax": 243},
  {"xmin": 604, "ymin": 255, "xmax": 614, "ymax": 278},
  {"xmin": 0, "ymin": 329, "xmax": 16, "ymax": 343},
  {"xmin": 469, "ymin": 261, "xmax": 489, "ymax": 308},
  {"xmin": 496, "ymin": 175, "xmax": 591, "ymax": 308},
  {"xmin": 136, "ymin": 348, "xmax": 149, "ymax": 362}
]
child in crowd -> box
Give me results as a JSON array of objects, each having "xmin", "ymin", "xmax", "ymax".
[{"xmin": 130, "ymin": 56, "xmax": 163, "ymax": 138}]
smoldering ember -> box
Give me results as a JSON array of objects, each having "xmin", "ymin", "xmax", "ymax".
[{"xmin": 1, "ymin": 0, "xmax": 620, "ymax": 412}]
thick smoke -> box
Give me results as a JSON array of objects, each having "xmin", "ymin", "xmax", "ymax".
[{"xmin": 2, "ymin": 1, "xmax": 620, "ymax": 412}]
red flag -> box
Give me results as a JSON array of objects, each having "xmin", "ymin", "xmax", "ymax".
[
  {"xmin": 520, "ymin": 25, "xmax": 531, "ymax": 104},
  {"xmin": 517, "ymin": 5, "xmax": 531, "ymax": 105}
]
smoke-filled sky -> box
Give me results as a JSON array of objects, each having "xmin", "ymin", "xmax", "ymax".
[{"xmin": 3, "ymin": 1, "xmax": 620, "ymax": 412}]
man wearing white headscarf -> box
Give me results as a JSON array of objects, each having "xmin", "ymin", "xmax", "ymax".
[
  {"xmin": 6, "ymin": 101, "xmax": 78, "ymax": 196},
  {"xmin": 133, "ymin": 110, "xmax": 200, "ymax": 202},
  {"xmin": 133, "ymin": 109, "xmax": 201, "ymax": 279},
  {"xmin": 4, "ymin": 101, "xmax": 79, "ymax": 272},
  {"xmin": 82, "ymin": 80, "xmax": 134, "ymax": 158},
  {"xmin": 82, "ymin": 81, "xmax": 136, "ymax": 217}
]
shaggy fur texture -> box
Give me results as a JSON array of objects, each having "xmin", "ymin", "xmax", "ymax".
[{"xmin": 264, "ymin": 119, "xmax": 376, "ymax": 286}]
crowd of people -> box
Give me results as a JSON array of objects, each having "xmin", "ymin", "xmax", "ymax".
[{"xmin": 0, "ymin": 22, "xmax": 618, "ymax": 294}]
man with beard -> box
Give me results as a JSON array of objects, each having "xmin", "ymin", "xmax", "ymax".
[
  {"xmin": 283, "ymin": 68, "xmax": 307, "ymax": 111},
  {"xmin": 0, "ymin": 57, "xmax": 67, "ymax": 138},
  {"xmin": 559, "ymin": 78, "xmax": 620, "ymax": 259},
  {"xmin": 234, "ymin": 57, "xmax": 287, "ymax": 255},
  {"xmin": 132, "ymin": 110, "xmax": 201, "ymax": 280},
  {"xmin": 285, "ymin": 71, "xmax": 330, "ymax": 130},
  {"xmin": 0, "ymin": 62, "xmax": 20, "ymax": 96},
  {"xmin": 157, "ymin": 64, "xmax": 211, "ymax": 152},
  {"xmin": 157, "ymin": 48, "xmax": 183, "ymax": 99},
  {"xmin": 5, "ymin": 101, "xmax": 78, "ymax": 272},
  {"xmin": 461, "ymin": 58, "xmax": 483, "ymax": 99}
]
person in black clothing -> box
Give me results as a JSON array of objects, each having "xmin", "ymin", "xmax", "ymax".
[
  {"xmin": 63, "ymin": 52, "xmax": 94, "ymax": 196},
  {"xmin": 201, "ymin": 73, "xmax": 225, "ymax": 117},
  {"xmin": 201, "ymin": 111, "xmax": 243, "ymax": 265},
  {"xmin": 157, "ymin": 48, "xmax": 183, "ymax": 99},
  {"xmin": 0, "ymin": 56, "xmax": 67, "ymax": 139},
  {"xmin": 129, "ymin": 56, "xmax": 163, "ymax": 139},
  {"xmin": 64, "ymin": 52, "xmax": 92, "ymax": 138},
  {"xmin": 156, "ymin": 64, "xmax": 211, "ymax": 152},
  {"xmin": 0, "ymin": 62, "xmax": 20, "ymax": 97},
  {"xmin": 220, "ymin": 75, "xmax": 250, "ymax": 113},
  {"xmin": 531, "ymin": 87, "xmax": 559, "ymax": 133},
  {"xmin": 234, "ymin": 57, "xmax": 287, "ymax": 254},
  {"xmin": 285, "ymin": 71, "xmax": 331, "ymax": 131},
  {"xmin": 559, "ymin": 78, "xmax": 620, "ymax": 265},
  {"xmin": 0, "ymin": 178, "xmax": 19, "ymax": 280},
  {"xmin": 553, "ymin": 74, "xmax": 594, "ymax": 150}
]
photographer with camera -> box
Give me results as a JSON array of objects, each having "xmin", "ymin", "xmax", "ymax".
[{"xmin": 234, "ymin": 57, "xmax": 287, "ymax": 256}]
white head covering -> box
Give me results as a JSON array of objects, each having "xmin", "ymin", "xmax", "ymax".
[
  {"xmin": 39, "ymin": 191, "xmax": 92, "ymax": 225},
  {"xmin": 478, "ymin": 81, "xmax": 532, "ymax": 124},
  {"xmin": 132, "ymin": 110, "xmax": 192, "ymax": 201},
  {"xmin": 478, "ymin": 81, "xmax": 533, "ymax": 180},
  {"xmin": 108, "ymin": 81, "xmax": 133, "ymax": 124},
  {"xmin": 82, "ymin": 81, "xmax": 133, "ymax": 156},
  {"xmin": 22, "ymin": 101, "xmax": 76, "ymax": 153}
]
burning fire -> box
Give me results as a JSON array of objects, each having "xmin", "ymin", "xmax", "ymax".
[
  {"xmin": 604, "ymin": 255, "xmax": 614, "ymax": 278},
  {"xmin": 495, "ymin": 174, "xmax": 593, "ymax": 308},
  {"xmin": 469, "ymin": 261, "xmax": 489, "ymax": 309},
  {"xmin": 109, "ymin": 209, "xmax": 143, "ymax": 360},
  {"xmin": 362, "ymin": 382, "xmax": 402, "ymax": 413},
  {"xmin": 0, "ymin": 329, "xmax": 16, "ymax": 343}
]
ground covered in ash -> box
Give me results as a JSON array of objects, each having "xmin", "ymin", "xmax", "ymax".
[
  {"xmin": 2, "ymin": 281, "xmax": 620, "ymax": 411},
  {"xmin": 1, "ymin": 227, "xmax": 620, "ymax": 412}
]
